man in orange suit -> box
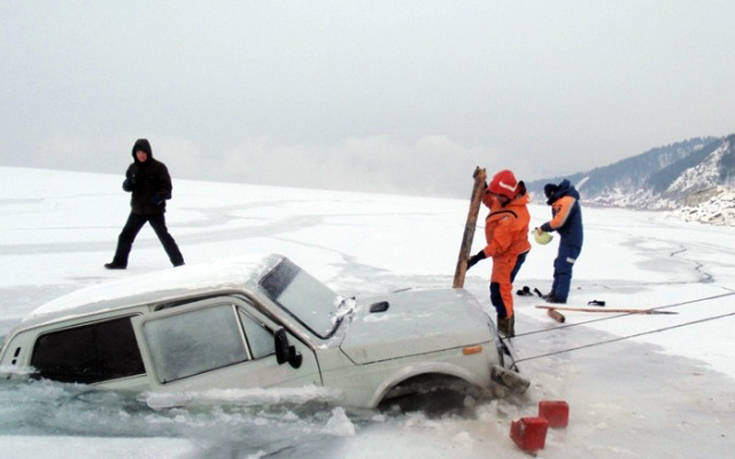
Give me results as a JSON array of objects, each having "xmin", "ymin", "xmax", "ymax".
[{"xmin": 466, "ymin": 169, "xmax": 531, "ymax": 337}]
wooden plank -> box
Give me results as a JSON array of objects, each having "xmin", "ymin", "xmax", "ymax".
[
  {"xmin": 453, "ymin": 167, "xmax": 487, "ymax": 288},
  {"xmin": 535, "ymin": 305, "xmax": 678, "ymax": 315}
]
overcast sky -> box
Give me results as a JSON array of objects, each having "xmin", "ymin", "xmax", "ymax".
[{"xmin": 2, "ymin": 1, "xmax": 734, "ymax": 196}]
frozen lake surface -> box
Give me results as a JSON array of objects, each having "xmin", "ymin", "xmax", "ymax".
[{"xmin": 1, "ymin": 167, "xmax": 734, "ymax": 458}]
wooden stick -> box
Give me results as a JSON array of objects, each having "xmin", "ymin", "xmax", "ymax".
[
  {"xmin": 453, "ymin": 167, "xmax": 487, "ymax": 288},
  {"xmin": 536, "ymin": 305, "xmax": 678, "ymax": 315}
]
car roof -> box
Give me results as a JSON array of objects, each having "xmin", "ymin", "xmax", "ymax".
[{"xmin": 19, "ymin": 254, "xmax": 284, "ymax": 329}]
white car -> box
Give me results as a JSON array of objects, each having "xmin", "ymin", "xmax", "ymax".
[{"xmin": 0, "ymin": 255, "xmax": 528, "ymax": 408}]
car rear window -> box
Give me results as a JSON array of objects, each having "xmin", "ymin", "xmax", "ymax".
[{"xmin": 31, "ymin": 316, "xmax": 145, "ymax": 384}]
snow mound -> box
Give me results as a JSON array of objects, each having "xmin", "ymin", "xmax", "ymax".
[
  {"xmin": 324, "ymin": 407, "xmax": 356, "ymax": 436},
  {"xmin": 670, "ymin": 186, "xmax": 735, "ymax": 226}
]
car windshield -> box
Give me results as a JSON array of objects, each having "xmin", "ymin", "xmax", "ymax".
[{"xmin": 259, "ymin": 258, "xmax": 350, "ymax": 339}]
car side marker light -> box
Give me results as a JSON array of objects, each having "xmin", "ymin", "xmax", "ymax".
[{"xmin": 463, "ymin": 345, "xmax": 483, "ymax": 355}]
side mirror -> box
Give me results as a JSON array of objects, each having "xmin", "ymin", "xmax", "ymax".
[{"xmin": 274, "ymin": 328, "xmax": 303, "ymax": 369}]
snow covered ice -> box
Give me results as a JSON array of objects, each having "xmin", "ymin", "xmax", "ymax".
[{"xmin": 0, "ymin": 166, "xmax": 734, "ymax": 458}]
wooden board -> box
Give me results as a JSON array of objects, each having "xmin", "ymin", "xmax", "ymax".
[
  {"xmin": 452, "ymin": 166, "xmax": 486, "ymax": 288},
  {"xmin": 535, "ymin": 305, "xmax": 678, "ymax": 315}
]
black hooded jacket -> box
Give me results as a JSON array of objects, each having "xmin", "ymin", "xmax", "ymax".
[{"xmin": 122, "ymin": 139, "xmax": 172, "ymax": 215}]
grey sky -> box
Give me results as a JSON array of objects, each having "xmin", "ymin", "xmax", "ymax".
[{"xmin": 2, "ymin": 1, "xmax": 734, "ymax": 196}]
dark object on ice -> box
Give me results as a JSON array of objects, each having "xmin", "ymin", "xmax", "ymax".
[
  {"xmin": 516, "ymin": 286, "xmax": 533, "ymax": 296},
  {"xmin": 587, "ymin": 299, "xmax": 606, "ymax": 306},
  {"xmin": 533, "ymin": 287, "xmax": 544, "ymax": 298},
  {"xmin": 369, "ymin": 301, "xmax": 390, "ymax": 313}
]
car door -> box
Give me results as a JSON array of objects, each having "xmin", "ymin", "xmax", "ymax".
[{"xmin": 131, "ymin": 296, "xmax": 321, "ymax": 394}]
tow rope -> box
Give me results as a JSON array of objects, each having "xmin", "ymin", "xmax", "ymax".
[
  {"xmin": 514, "ymin": 291, "xmax": 735, "ymax": 338},
  {"xmin": 515, "ymin": 310, "xmax": 735, "ymax": 363},
  {"xmin": 511, "ymin": 291, "xmax": 735, "ymax": 363}
]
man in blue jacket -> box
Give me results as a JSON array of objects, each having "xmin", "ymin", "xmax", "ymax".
[{"xmin": 537, "ymin": 179, "xmax": 583, "ymax": 303}]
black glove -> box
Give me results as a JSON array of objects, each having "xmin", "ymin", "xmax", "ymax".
[
  {"xmin": 122, "ymin": 175, "xmax": 136, "ymax": 192},
  {"xmin": 152, "ymin": 190, "xmax": 171, "ymax": 205},
  {"xmin": 466, "ymin": 250, "xmax": 487, "ymax": 269}
]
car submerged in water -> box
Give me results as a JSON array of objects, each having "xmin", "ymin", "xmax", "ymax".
[{"xmin": 0, "ymin": 255, "xmax": 528, "ymax": 409}]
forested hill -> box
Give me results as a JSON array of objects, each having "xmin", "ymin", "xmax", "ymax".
[{"xmin": 527, "ymin": 135, "xmax": 735, "ymax": 217}]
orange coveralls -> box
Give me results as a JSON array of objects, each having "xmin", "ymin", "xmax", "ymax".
[{"xmin": 480, "ymin": 192, "xmax": 531, "ymax": 318}]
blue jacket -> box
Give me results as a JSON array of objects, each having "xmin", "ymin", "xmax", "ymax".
[{"xmin": 540, "ymin": 179, "xmax": 583, "ymax": 248}]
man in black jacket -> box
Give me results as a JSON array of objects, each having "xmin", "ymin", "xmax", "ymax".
[{"xmin": 105, "ymin": 138, "xmax": 184, "ymax": 269}]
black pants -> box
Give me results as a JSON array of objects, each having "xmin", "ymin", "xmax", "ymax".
[{"xmin": 112, "ymin": 213, "xmax": 184, "ymax": 267}]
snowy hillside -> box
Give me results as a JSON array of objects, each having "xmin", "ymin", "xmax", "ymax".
[
  {"xmin": 667, "ymin": 139, "xmax": 732, "ymax": 194},
  {"xmin": 528, "ymin": 135, "xmax": 735, "ymax": 225}
]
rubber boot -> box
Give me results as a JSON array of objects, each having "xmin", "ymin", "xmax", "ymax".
[
  {"xmin": 508, "ymin": 315, "xmax": 515, "ymax": 337},
  {"xmin": 497, "ymin": 315, "xmax": 515, "ymax": 338}
]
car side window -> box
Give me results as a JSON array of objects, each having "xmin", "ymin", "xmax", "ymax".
[
  {"xmin": 142, "ymin": 304, "xmax": 248, "ymax": 383},
  {"xmin": 237, "ymin": 309, "xmax": 274, "ymax": 359},
  {"xmin": 30, "ymin": 316, "xmax": 145, "ymax": 384}
]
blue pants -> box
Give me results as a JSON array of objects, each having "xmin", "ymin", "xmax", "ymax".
[{"xmin": 551, "ymin": 242, "xmax": 581, "ymax": 302}]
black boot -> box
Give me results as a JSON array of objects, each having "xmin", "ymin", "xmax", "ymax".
[
  {"xmin": 497, "ymin": 315, "xmax": 515, "ymax": 338},
  {"xmin": 104, "ymin": 262, "xmax": 126, "ymax": 270},
  {"xmin": 508, "ymin": 315, "xmax": 515, "ymax": 337},
  {"xmin": 543, "ymin": 292, "xmax": 566, "ymax": 304}
]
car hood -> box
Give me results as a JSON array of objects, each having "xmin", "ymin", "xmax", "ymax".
[{"xmin": 339, "ymin": 288, "xmax": 494, "ymax": 364}]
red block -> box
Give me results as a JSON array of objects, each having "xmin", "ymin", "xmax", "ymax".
[
  {"xmin": 539, "ymin": 400, "xmax": 569, "ymax": 428},
  {"xmin": 510, "ymin": 416, "xmax": 548, "ymax": 452}
]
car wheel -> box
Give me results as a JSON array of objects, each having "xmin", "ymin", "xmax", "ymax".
[{"xmin": 377, "ymin": 374, "xmax": 485, "ymax": 418}]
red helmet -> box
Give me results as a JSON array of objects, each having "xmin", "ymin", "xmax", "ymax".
[{"xmin": 488, "ymin": 169, "xmax": 519, "ymax": 200}]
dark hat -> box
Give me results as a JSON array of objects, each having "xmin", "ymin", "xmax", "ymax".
[
  {"xmin": 544, "ymin": 183, "xmax": 559, "ymax": 199},
  {"xmin": 132, "ymin": 138, "xmax": 152, "ymax": 158}
]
